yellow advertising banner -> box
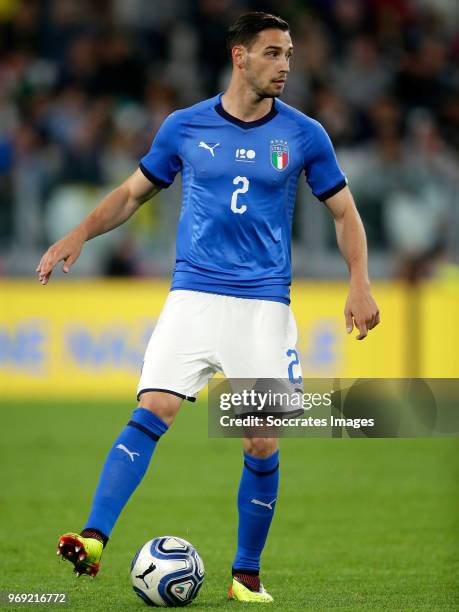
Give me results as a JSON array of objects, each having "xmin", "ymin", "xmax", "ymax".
[
  {"xmin": 419, "ymin": 280, "xmax": 459, "ymax": 377},
  {"xmin": 0, "ymin": 280, "xmax": 456, "ymax": 399}
]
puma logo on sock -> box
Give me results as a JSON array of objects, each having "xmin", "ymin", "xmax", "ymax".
[
  {"xmin": 250, "ymin": 498, "xmax": 277, "ymax": 510},
  {"xmin": 116, "ymin": 444, "xmax": 140, "ymax": 462}
]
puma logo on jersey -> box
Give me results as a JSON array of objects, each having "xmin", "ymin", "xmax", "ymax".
[
  {"xmin": 250, "ymin": 498, "xmax": 277, "ymax": 510},
  {"xmin": 116, "ymin": 444, "xmax": 140, "ymax": 462},
  {"xmin": 199, "ymin": 141, "xmax": 220, "ymax": 157}
]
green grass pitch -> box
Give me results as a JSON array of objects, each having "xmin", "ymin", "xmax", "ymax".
[{"xmin": 0, "ymin": 399, "xmax": 458, "ymax": 611}]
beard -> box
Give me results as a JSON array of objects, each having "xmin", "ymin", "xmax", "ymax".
[
  {"xmin": 245, "ymin": 59, "xmax": 284, "ymax": 100},
  {"xmin": 249, "ymin": 75, "xmax": 282, "ymax": 100}
]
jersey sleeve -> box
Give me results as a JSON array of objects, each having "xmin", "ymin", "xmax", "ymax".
[
  {"xmin": 303, "ymin": 120, "xmax": 347, "ymax": 201},
  {"xmin": 139, "ymin": 113, "xmax": 182, "ymax": 188}
]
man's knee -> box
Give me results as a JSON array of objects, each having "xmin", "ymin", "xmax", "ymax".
[
  {"xmin": 138, "ymin": 391, "xmax": 182, "ymax": 426},
  {"xmin": 243, "ymin": 437, "xmax": 278, "ymax": 458}
]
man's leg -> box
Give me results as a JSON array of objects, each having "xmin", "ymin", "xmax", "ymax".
[
  {"xmin": 58, "ymin": 392, "xmax": 181, "ymax": 576},
  {"xmin": 229, "ymin": 437, "xmax": 279, "ymax": 603}
]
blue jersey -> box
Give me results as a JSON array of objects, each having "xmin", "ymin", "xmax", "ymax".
[{"xmin": 139, "ymin": 94, "xmax": 346, "ymax": 304}]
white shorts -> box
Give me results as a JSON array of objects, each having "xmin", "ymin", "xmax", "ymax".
[{"xmin": 137, "ymin": 290, "xmax": 303, "ymax": 402}]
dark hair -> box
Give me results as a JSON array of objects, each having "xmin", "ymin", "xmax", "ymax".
[{"xmin": 226, "ymin": 12, "xmax": 290, "ymax": 56}]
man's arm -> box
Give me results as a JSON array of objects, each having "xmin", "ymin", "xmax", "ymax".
[
  {"xmin": 36, "ymin": 169, "xmax": 161, "ymax": 285},
  {"xmin": 324, "ymin": 185, "xmax": 380, "ymax": 340}
]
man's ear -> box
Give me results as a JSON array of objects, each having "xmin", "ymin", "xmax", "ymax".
[{"xmin": 232, "ymin": 45, "xmax": 246, "ymax": 68}]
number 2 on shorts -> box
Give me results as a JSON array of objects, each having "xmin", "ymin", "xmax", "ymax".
[{"xmin": 286, "ymin": 348, "xmax": 302, "ymax": 384}]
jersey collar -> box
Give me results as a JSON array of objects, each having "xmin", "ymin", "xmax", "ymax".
[{"xmin": 214, "ymin": 94, "xmax": 278, "ymax": 129}]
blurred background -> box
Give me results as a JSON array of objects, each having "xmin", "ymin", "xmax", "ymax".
[
  {"xmin": 1, "ymin": 0, "xmax": 458, "ymax": 394},
  {"xmin": 1, "ymin": 7, "xmax": 457, "ymax": 607}
]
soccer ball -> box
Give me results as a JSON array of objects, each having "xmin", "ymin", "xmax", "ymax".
[{"xmin": 130, "ymin": 536, "xmax": 205, "ymax": 607}]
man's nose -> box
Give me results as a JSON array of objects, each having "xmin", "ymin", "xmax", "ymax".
[{"xmin": 280, "ymin": 57, "xmax": 290, "ymax": 73}]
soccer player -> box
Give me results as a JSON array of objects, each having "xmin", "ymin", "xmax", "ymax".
[{"xmin": 37, "ymin": 12, "xmax": 380, "ymax": 603}]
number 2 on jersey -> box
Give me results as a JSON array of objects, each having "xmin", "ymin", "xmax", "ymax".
[{"xmin": 231, "ymin": 176, "xmax": 249, "ymax": 214}]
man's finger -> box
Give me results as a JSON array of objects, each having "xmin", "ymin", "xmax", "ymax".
[
  {"xmin": 38, "ymin": 254, "xmax": 56, "ymax": 284},
  {"xmin": 40, "ymin": 269, "xmax": 53, "ymax": 285},
  {"xmin": 356, "ymin": 321, "xmax": 368, "ymax": 340},
  {"xmin": 345, "ymin": 311, "xmax": 353, "ymax": 334},
  {"xmin": 62, "ymin": 251, "xmax": 78, "ymax": 273},
  {"xmin": 38, "ymin": 260, "xmax": 51, "ymax": 279},
  {"xmin": 368, "ymin": 311, "xmax": 380, "ymax": 330},
  {"xmin": 36, "ymin": 254, "xmax": 47, "ymax": 274}
]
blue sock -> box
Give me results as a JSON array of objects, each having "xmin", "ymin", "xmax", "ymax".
[
  {"xmin": 84, "ymin": 408, "xmax": 168, "ymax": 539},
  {"xmin": 233, "ymin": 450, "xmax": 280, "ymax": 572}
]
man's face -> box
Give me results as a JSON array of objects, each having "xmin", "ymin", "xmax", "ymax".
[{"xmin": 238, "ymin": 28, "xmax": 293, "ymax": 98}]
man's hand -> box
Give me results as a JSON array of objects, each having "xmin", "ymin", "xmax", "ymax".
[
  {"xmin": 36, "ymin": 228, "xmax": 85, "ymax": 285},
  {"xmin": 344, "ymin": 284, "xmax": 380, "ymax": 340},
  {"xmin": 323, "ymin": 187, "xmax": 380, "ymax": 340}
]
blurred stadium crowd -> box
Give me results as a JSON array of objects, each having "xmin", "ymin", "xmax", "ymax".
[{"xmin": 0, "ymin": 0, "xmax": 458, "ymax": 279}]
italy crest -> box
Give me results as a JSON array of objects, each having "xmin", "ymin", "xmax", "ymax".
[{"xmin": 270, "ymin": 139, "xmax": 289, "ymax": 171}]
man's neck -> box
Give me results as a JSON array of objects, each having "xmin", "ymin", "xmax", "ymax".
[{"xmin": 221, "ymin": 81, "xmax": 273, "ymax": 122}]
